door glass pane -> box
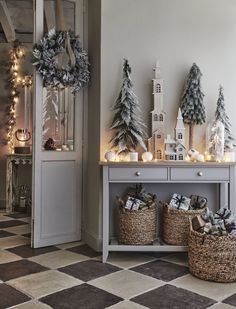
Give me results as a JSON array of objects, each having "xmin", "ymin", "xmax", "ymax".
[
  {"xmin": 42, "ymin": 88, "xmax": 75, "ymax": 151},
  {"xmin": 42, "ymin": 0, "xmax": 75, "ymax": 151}
]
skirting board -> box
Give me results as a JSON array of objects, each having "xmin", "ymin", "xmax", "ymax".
[{"xmin": 83, "ymin": 229, "xmax": 102, "ymax": 252}]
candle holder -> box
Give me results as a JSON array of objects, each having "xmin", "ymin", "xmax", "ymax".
[{"xmin": 14, "ymin": 128, "xmax": 31, "ymax": 154}]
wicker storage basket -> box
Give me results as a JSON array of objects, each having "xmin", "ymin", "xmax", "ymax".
[
  {"xmin": 118, "ymin": 205, "xmax": 157, "ymax": 245},
  {"xmin": 188, "ymin": 220, "xmax": 236, "ymax": 282},
  {"xmin": 162, "ymin": 202, "xmax": 206, "ymax": 246}
]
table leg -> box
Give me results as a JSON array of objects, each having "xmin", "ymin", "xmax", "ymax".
[
  {"xmin": 220, "ymin": 183, "xmax": 228, "ymax": 209},
  {"xmin": 6, "ymin": 158, "xmax": 13, "ymax": 214},
  {"xmin": 229, "ymin": 166, "xmax": 236, "ymax": 212},
  {"xmin": 102, "ymin": 166, "xmax": 109, "ymax": 263}
]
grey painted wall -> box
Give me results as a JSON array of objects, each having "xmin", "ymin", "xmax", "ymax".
[{"xmin": 85, "ymin": 0, "xmax": 236, "ymax": 250}]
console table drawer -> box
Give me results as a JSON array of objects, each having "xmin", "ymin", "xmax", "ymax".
[
  {"xmin": 109, "ymin": 167, "xmax": 168, "ymax": 181},
  {"xmin": 170, "ymin": 167, "xmax": 229, "ymax": 181}
]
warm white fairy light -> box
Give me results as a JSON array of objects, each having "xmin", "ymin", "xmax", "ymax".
[{"xmin": 6, "ymin": 41, "xmax": 25, "ymax": 153}]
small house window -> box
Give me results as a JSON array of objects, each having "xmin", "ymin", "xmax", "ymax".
[
  {"xmin": 156, "ymin": 83, "xmax": 161, "ymax": 93},
  {"xmin": 178, "ymin": 133, "xmax": 183, "ymax": 139},
  {"xmin": 170, "ymin": 155, "xmax": 175, "ymax": 160},
  {"xmin": 157, "ymin": 134, "xmax": 161, "ymax": 139},
  {"xmin": 156, "ymin": 150, "xmax": 162, "ymax": 159},
  {"xmin": 179, "ymin": 154, "xmax": 184, "ymax": 160},
  {"xmin": 159, "ymin": 114, "xmax": 163, "ymax": 121},
  {"xmin": 178, "ymin": 147, "xmax": 183, "ymax": 151},
  {"xmin": 154, "ymin": 114, "xmax": 158, "ymax": 121}
]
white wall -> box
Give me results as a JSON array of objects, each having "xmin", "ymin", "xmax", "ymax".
[{"xmin": 100, "ymin": 0, "xmax": 236, "ymax": 156}]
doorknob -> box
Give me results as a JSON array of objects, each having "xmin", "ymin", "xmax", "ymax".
[
  {"xmin": 136, "ymin": 171, "xmax": 141, "ymax": 176},
  {"xmin": 197, "ymin": 171, "xmax": 203, "ymax": 176}
]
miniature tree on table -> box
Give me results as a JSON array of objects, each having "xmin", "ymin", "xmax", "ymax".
[
  {"xmin": 215, "ymin": 85, "xmax": 235, "ymax": 150},
  {"xmin": 180, "ymin": 63, "xmax": 206, "ymax": 149},
  {"xmin": 110, "ymin": 59, "xmax": 147, "ymax": 154}
]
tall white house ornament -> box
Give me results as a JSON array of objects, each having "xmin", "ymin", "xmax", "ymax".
[{"xmin": 148, "ymin": 61, "xmax": 166, "ymax": 160}]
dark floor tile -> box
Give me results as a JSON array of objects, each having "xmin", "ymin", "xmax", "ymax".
[
  {"xmin": 5, "ymin": 213, "xmax": 30, "ymax": 219},
  {"xmin": 22, "ymin": 233, "xmax": 31, "ymax": 238},
  {"xmin": 0, "ymin": 220, "xmax": 27, "ymax": 229},
  {"xmin": 131, "ymin": 259, "xmax": 189, "ymax": 282},
  {"xmin": 223, "ymin": 293, "xmax": 236, "ymax": 306},
  {"xmin": 0, "ymin": 259, "xmax": 48, "ymax": 281},
  {"xmin": 66, "ymin": 244, "xmax": 101, "ymax": 258},
  {"xmin": 145, "ymin": 252, "xmax": 172, "ymax": 258},
  {"xmin": 59, "ymin": 259, "xmax": 121, "ymax": 282},
  {"xmin": 0, "ymin": 230, "xmax": 15, "ymax": 238},
  {"xmin": 131, "ymin": 284, "xmax": 216, "ymax": 309},
  {"xmin": 0, "ymin": 284, "xmax": 30, "ymax": 309},
  {"xmin": 40, "ymin": 283, "xmax": 123, "ymax": 309},
  {"xmin": 7, "ymin": 244, "xmax": 60, "ymax": 258}
]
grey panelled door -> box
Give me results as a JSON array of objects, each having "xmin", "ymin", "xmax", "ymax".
[{"xmin": 32, "ymin": 0, "xmax": 83, "ymax": 247}]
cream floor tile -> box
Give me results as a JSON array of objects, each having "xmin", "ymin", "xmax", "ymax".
[
  {"xmin": 8, "ymin": 270, "xmax": 82, "ymax": 298},
  {"xmin": 29, "ymin": 250, "xmax": 88, "ymax": 269},
  {"xmin": 207, "ymin": 303, "xmax": 236, "ymax": 309},
  {"xmin": 10, "ymin": 300, "xmax": 52, "ymax": 308},
  {"xmin": 5, "ymin": 224, "xmax": 31, "ymax": 235},
  {"xmin": 0, "ymin": 236, "xmax": 30, "ymax": 249},
  {"xmin": 159, "ymin": 252, "xmax": 189, "ymax": 267},
  {"xmin": 0, "ymin": 215, "xmax": 12, "ymax": 222},
  {"xmin": 89, "ymin": 270, "xmax": 163, "ymax": 299},
  {"xmin": 105, "ymin": 252, "xmax": 157, "ymax": 269},
  {"xmin": 172, "ymin": 274, "xmax": 236, "ymax": 301},
  {"xmin": 55, "ymin": 241, "xmax": 84, "ymax": 249},
  {"xmin": 0, "ymin": 250, "xmax": 22, "ymax": 264},
  {"xmin": 107, "ymin": 300, "xmax": 149, "ymax": 309}
]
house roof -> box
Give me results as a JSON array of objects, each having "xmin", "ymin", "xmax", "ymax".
[{"xmin": 175, "ymin": 142, "xmax": 186, "ymax": 150}]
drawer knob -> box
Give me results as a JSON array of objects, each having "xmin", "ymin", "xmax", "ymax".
[
  {"xmin": 197, "ymin": 171, "xmax": 203, "ymax": 176},
  {"xmin": 136, "ymin": 171, "xmax": 141, "ymax": 176}
]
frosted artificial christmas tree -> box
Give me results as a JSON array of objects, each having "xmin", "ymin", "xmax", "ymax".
[
  {"xmin": 110, "ymin": 59, "xmax": 147, "ymax": 154},
  {"xmin": 180, "ymin": 63, "xmax": 206, "ymax": 149},
  {"xmin": 215, "ymin": 85, "xmax": 235, "ymax": 150}
]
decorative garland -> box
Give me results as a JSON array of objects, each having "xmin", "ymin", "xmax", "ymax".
[
  {"xmin": 32, "ymin": 29, "xmax": 90, "ymax": 93},
  {"xmin": 6, "ymin": 40, "xmax": 25, "ymax": 153}
]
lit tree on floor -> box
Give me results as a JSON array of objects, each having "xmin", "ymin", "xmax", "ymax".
[
  {"xmin": 215, "ymin": 85, "xmax": 235, "ymax": 150},
  {"xmin": 110, "ymin": 59, "xmax": 147, "ymax": 154},
  {"xmin": 180, "ymin": 63, "xmax": 206, "ymax": 149}
]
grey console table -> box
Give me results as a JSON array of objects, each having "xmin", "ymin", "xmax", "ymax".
[{"xmin": 101, "ymin": 161, "xmax": 236, "ymax": 263}]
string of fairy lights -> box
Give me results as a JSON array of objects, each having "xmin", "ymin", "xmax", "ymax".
[{"xmin": 6, "ymin": 40, "xmax": 32, "ymax": 153}]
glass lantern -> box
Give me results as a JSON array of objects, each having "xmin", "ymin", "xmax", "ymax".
[
  {"xmin": 14, "ymin": 128, "xmax": 31, "ymax": 154},
  {"xmin": 206, "ymin": 120, "xmax": 224, "ymax": 161}
]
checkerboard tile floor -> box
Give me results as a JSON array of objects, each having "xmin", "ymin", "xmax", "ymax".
[{"xmin": 1, "ymin": 213, "xmax": 236, "ymax": 308}]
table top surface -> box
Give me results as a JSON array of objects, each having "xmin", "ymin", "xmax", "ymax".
[{"xmin": 99, "ymin": 160, "xmax": 236, "ymax": 166}]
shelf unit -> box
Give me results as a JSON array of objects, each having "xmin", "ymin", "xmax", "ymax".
[{"xmin": 101, "ymin": 161, "xmax": 236, "ymax": 263}]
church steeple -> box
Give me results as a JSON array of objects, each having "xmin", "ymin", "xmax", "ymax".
[
  {"xmin": 175, "ymin": 108, "xmax": 185, "ymax": 143},
  {"xmin": 152, "ymin": 61, "xmax": 164, "ymax": 112}
]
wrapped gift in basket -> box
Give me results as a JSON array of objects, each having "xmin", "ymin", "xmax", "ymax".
[
  {"xmin": 117, "ymin": 184, "xmax": 157, "ymax": 245},
  {"xmin": 189, "ymin": 207, "xmax": 236, "ymax": 282},
  {"xmin": 162, "ymin": 193, "xmax": 207, "ymax": 246}
]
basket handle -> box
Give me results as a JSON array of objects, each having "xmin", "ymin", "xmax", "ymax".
[{"xmin": 189, "ymin": 218, "xmax": 194, "ymax": 231}]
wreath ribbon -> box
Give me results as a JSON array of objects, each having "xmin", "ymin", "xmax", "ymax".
[{"xmin": 66, "ymin": 32, "xmax": 76, "ymax": 68}]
